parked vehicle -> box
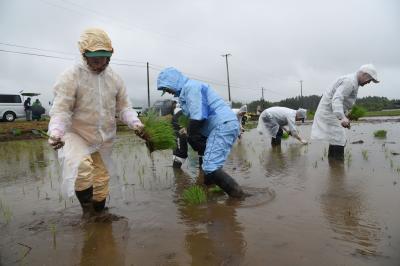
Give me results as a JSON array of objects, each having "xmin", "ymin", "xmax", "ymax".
[{"xmin": 0, "ymin": 93, "xmax": 25, "ymax": 122}]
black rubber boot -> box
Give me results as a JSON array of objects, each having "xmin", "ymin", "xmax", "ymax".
[
  {"xmin": 75, "ymin": 186, "xmax": 93, "ymax": 213},
  {"xmin": 271, "ymin": 128, "xmax": 283, "ymax": 146},
  {"xmin": 172, "ymin": 159, "xmax": 183, "ymax": 168},
  {"xmin": 92, "ymin": 199, "xmax": 106, "ymax": 213},
  {"xmin": 328, "ymin": 145, "xmax": 344, "ymax": 160},
  {"xmin": 205, "ymin": 169, "xmax": 245, "ymax": 198}
]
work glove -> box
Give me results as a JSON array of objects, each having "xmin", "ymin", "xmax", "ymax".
[
  {"xmin": 187, "ymin": 119, "xmax": 206, "ymax": 154},
  {"xmin": 132, "ymin": 122, "xmax": 146, "ymax": 139},
  {"xmin": 340, "ymin": 117, "xmax": 351, "ymax": 129},
  {"xmin": 178, "ymin": 127, "xmax": 187, "ymax": 137},
  {"xmin": 48, "ymin": 129, "xmax": 65, "ymax": 150}
]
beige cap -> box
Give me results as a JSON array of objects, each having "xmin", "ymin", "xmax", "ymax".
[
  {"xmin": 359, "ymin": 64, "xmax": 379, "ymax": 83},
  {"xmin": 78, "ymin": 28, "xmax": 113, "ymax": 54}
]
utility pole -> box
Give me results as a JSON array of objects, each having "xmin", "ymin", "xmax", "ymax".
[
  {"xmin": 147, "ymin": 62, "xmax": 150, "ymax": 108},
  {"xmin": 221, "ymin": 54, "xmax": 232, "ymax": 101},
  {"xmin": 299, "ymin": 80, "xmax": 303, "ymax": 107},
  {"xmin": 261, "ymin": 87, "xmax": 265, "ymax": 109}
]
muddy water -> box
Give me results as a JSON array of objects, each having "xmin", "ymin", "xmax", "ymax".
[{"xmin": 0, "ymin": 122, "xmax": 399, "ymax": 265}]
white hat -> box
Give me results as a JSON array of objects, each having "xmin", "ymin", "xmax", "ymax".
[
  {"xmin": 296, "ymin": 108, "xmax": 307, "ymax": 120},
  {"xmin": 359, "ymin": 64, "xmax": 379, "ymax": 83}
]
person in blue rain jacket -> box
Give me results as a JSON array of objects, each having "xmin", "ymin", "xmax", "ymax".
[{"xmin": 157, "ymin": 67, "xmax": 245, "ymax": 198}]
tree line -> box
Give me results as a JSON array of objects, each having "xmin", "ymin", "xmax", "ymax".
[{"xmin": 233, "ymin": 95, "xmax": 400, "ymax": 113}]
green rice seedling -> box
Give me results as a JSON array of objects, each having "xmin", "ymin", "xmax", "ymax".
[
  {"xmin": 282, "ymin": 132, "xmax": 289, "ymax": 140},
  {"xmin": 141, "ymin": 112, "xmax": 176, "ymax": 152},
  {"xmin": 182, "ymin": 185, "xmax": 207, "ymax": 205},
  {"xmin": 348, "ymin": 105, "xmax": 367, "ymax": 121},
  {"xmin": 49, "ymin": 223, "xmax": 57, "ymax": 249},
  {"xmin": 374, "ymin": 130, "xmax": 387, "ymax": 138},
  {"xmin": 178, "ymin": 114, "xmax": 190, "ymax": 128},
  {"xmin": 208, "ymin": 186, "xmax": 223, "ymax": 193},
  {"xmin": 362, "ymin": 150, "xmax": 369, "ymax": 161},
  {"xmin": 323, "ymin": 147, "xmax": 327, "ymax": 157},
  {"xmin": 11, "ymin": 128, "xmax": 22, "ymax": 136},
  {"xmin": 313, "ymin": 161, "xmax": 318, "ymax": 168}
]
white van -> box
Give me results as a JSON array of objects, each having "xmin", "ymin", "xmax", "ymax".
[{"xmin": 0, "ymin": 93, "xmax": 25, "ymax": 122}]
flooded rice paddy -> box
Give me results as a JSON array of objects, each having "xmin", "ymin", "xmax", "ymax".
[{"xmin": 0, "ymin": 121, "xmax": 399, "ymax": 265}]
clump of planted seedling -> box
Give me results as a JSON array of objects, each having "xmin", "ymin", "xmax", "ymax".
[
  {"xmin": 208, "ymin": 186, "xmax": 223, "ymax": 194},
  {"xmin": 345, "ymin": 150, "xmax": 352, "ymax": 167},
  {"xmin": 361, "ymin": 150, "xmax": 369, "ymax": 161},
  {"xmin": 49, "ymin": 223, "xmax": 57, "ymax": 249},
  {"xmin": 177, "ymin": 114, "xmax": 190, "ymax": 128},
  {"xmin": 282, "ymin": 132, "xmax": 289, "ymax": 140},
  {"xmin": 374, "ymin": 130, "xmax": 387, "ymax": 138},
  {"xmin": 182, "ymin": 185, "xmax": 207, "ymax": 205}
]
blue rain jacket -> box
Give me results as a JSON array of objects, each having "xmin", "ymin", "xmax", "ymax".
[{"xmin": 157, "ymin": 67, "xmax": 237, "ymax": 137}]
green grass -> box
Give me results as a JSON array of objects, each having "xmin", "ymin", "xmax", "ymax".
[
  {"xmin": 374, "ymin": 130, "xmax": 387, "ymax": 138},
  {"xmin": 182, "ymin": 185, "xmax": 207, "ymax": 205},
  {"xmin": 142, "ymin": 112, "xmax": 176, "ymax": 151},
  {"xmin": 365, "ymin": 109, "xmax": 400, "ymax": 117}
]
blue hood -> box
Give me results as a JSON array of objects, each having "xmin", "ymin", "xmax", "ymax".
[{"xmin": 157, "ymin": 67, "xmax": 188, "ymax": 97}]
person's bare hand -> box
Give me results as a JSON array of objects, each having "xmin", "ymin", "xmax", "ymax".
[
  {"xmin": 179, "ymin": 128, "xmax": 187, "ymax": 136},
  {"xmin": 341, "ymin": 117, "xmax": 351, "ymax": 129}
]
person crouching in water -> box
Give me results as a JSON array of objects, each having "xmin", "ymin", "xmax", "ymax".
[
  {"xmin": 157, "ymin": 67, "xmax": 245, "ymax": 198},
  {"xmin": 257, "ymin": 107, "xmax": 308, "ymax": 146},
  {"xmin": 48, "ymin": 28, "xmax": 144, "ymax": 215}
]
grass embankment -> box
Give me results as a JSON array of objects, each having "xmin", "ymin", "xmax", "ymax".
[{"xmin": 365, "ymin": 110, "xmax": 400, "ymax": 117}]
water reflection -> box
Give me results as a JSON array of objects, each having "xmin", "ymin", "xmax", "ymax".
[
  {"xmin": 321, "ymin": 159, "xmax": 381, "ymax": 256},
  {"xmin": 173, "ymin": 169, "xmax": 246, "ymax": 265},
  {"xmin": 79, "ymin": 220, "xmax": 128, "ymax": 266}
]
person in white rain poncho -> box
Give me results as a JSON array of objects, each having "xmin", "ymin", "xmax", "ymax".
[
  {"xmin": 48, "ymin": 28, "xmax": 144, "ymax": 214},
  {"xmin": 257, "ymin": 107, "xmax": 308, "ymax": 146},
  {"xmin": 311, "ymin": 64, "xmax": 379, "ymax": 160},
  {"xmin": 232, "ymin": 105, "xmax": 248, "ymax": 138}
]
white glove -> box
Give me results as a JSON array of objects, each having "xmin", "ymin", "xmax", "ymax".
[
  {"xmin": 341, "ymin": 117, "xmax": 350, "ymax": 129},
  {"xmin": 48, "ymin": 129, "xmax": 65, "ymax": 150},
  {"xmin": 300, "ymin": 139, "xmax": 308, "ymax": 145},
  {"xmin": 179, "ymin": 127, "xmax": 187, "ymax": 136}
]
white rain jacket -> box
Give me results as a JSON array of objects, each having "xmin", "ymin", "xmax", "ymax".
[
  {"xmin": 311, "ymin": 73, "xmax": 359, "ymax": 146},
  {"xmin": 49, "ymin": 62, "xmax": 141, "ymax": 197},
  {"xmin": 257, "ymin": 107, "xmax": 298, "ymax": 137}
]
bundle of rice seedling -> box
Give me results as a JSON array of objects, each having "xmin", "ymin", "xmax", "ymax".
[
  {"xmin": 282, "ymin": 131, "xmax": 290, "ymax": 139},
  {"xmin": 141, "ymin": 112, "xmax": 176, "ymax": 152},
  {"xmin": 178, "ymin": 114, "xmax": 190, "ymax": 128},
  {"xmin": 182, "ymin": 185, "xmax": 207, "ymax": 205},
  {"xmin": 373, "ymin": 130, "xmax": 387, "ymax": 138}
]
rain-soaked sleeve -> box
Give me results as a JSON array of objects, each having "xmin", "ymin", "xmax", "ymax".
[
  {"xmin": 286, "ymin": 115, "xmax": 298, "ymax": 136},
  {"xmin": 115, "ymin": 76, "xmax": 142, "ymax": 128},
  {"xmin": 185, "ymin": 84, "xmax": 208, "ymax": 120},
  {"xmin": 48, "ymin": 68, "xmax": 78, "ymax": 136},
  {"xmin": 332, "ymin": 80, "xmax": 354, "ymax": 120}
]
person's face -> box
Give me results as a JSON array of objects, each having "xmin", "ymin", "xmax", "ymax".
[
  {"xmin": 160, "ymin": 87, "xmax": 175, "ymax": 95},
  {"xmin": 358, "ymin": 72, "xmax": 374, "ymax": 87},
  {"xmin": 84, "ymin": 56, "xmax": 110, "ymax": 74}
]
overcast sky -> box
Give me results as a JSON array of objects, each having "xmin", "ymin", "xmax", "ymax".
[{"xmin": 1, "ymin": 0, "xmax": 399, "ymax": 108}]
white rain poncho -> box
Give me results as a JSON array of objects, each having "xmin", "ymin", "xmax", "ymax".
[
  {"xmin": 49, "ymin": 62, "xmax": 141, "ymax": 198},
  {"xmin": 257, "ymin": 107, "xmax": 298, "ymax": 137},
  {"xmin": 311, "ymin": 73, "xmax": 359, "ymax": 146}
]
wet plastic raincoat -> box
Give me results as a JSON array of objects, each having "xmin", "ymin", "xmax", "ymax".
[
  {"xmin": 157, "ymin": 67, "xmax": 239, "ymax": 173},
  {"xmin": 49, "ymin": 62, "xmax": 141, "ymax": 198},
  {"xmin": 257, "ymin": 107, "xmax": 299, "ymax": 137},
  {"xmin": 311, "ymin": 73, "xmax": 359, "ymax": 146}
]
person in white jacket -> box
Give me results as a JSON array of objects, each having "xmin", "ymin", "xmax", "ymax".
[
  {"xmin": 257, "ymin": 106, "xmax": 308, "ymax": 146},
  {"xmin": 311, "ymin": 64, "xmax": 379, "ymax": 160},
  {"xmin": 48, "ymin": 28, "xmax": 144, "ymax": 214}
]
